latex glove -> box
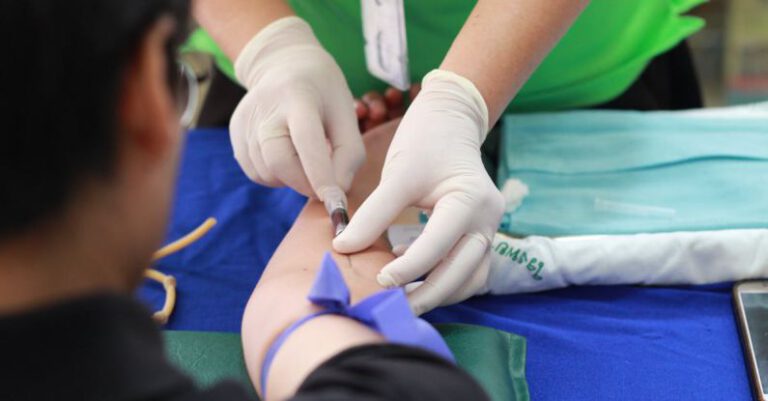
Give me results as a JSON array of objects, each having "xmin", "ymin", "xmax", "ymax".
[
  {"xmin": 230, "ymin": 16, "xmax": 364, "ymax": 200},
  {"xmin": 334, "ymin": 70, "xmax": 505, "ymax": 315}
]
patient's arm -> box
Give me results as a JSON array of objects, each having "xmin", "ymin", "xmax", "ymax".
[{"xmin": 242, "ymin": 119, "xmax": 401, "ymax": 400}]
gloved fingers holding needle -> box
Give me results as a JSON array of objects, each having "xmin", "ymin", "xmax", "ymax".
[
  {"xmin": 225, "ymin": 2, "xmax": 589, "ymax": 317},
  {"xmin": 229, "ymin": 16, "xmax": 365, "ymax": 207},
  {"xmin": 334, "ymin": 70, "xmax": 506, "ymax": 316}
]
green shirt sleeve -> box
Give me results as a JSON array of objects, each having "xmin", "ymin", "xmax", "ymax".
[{"xmin": 184, "ymin": 0, "xmax": 704, "ymax": 112}]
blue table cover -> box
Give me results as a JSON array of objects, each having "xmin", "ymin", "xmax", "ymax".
[{"xmin": 141, "ymin": 128, "xmax": 751, "ymax": 400}]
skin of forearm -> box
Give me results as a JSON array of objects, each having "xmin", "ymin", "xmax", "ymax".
[
  {"xmin": 192, "ymin": 0, "xmax": 295, "ymax": 60},
  {"xmin": 243, "ymin": 205, "xmax": 390, "ymax": 400},
  {"xmin": 441, "ymin": 0, "xmax": 590, "ymax": 124},
  {"xmin": 242, "ymin": 121, "xmax": 401, "ymax": 400}
]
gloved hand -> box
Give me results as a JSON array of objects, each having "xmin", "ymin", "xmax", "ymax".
[
  {"xmin": 333, "ymin": 70, "xmax": 505, "ymax": 315},
  {"xmin": 230, "ymin": 16, "xmax": 365, "ymax": 200}
]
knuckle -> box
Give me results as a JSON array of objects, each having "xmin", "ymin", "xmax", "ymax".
[
  {"xmin": 466, "ymin": 231, "xmax": 493, "ymax": 249},
  {"xmin": 420, "ymin": 279, "xmax": 438, "ymax": 291},
  {"xmin": 262, "ymin": 150, "xmax": 288, "ymax": 169},
  {"xmin": 256, "ymin": 126, "xmax": 288, "ymax": 145}
]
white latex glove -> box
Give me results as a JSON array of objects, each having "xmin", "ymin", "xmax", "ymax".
[
  {"xmin": 333, "ymin": 69, "xmax": 505, "ymax": 315},
  {"xmin": 230, "ymin": 16, "xmax": 365, "ymax": 200}
]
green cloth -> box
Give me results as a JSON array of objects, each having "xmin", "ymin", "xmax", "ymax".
[
  {"xmin": 164, "ymin": 323, "xmax": 529, "ymax": 401},
  {"xmin": 184, "ymin": 0, "xmax": 704, "ymax": 112}
]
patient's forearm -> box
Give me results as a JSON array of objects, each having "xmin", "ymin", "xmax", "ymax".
[{"xmin": 242, "ymin": 121, "xmax": 399, "ymax": 400}]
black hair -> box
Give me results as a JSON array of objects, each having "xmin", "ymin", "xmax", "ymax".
[{"xmin": 0, "ymin": 0, "xmax": 190, "ymax": 239}]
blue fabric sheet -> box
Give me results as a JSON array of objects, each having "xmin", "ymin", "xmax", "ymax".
[
  {"xmin": 139, "ymin": 128, "xmax": 306, "ymax": 331},
  {"xmin": 141, "ymin": 128, "xmax": 751, "ymax": 400},
  {"xmin": 498, "ymin": 110, "xmax": 768, "ymax": 236}
]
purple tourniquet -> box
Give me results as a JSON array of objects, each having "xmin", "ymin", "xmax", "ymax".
[{"xmin": 259, "ymin": 252, "xmax": 454, "ymax": 396}]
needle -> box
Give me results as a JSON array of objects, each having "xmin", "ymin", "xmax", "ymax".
[{"xmin": 321, "ymin": 186, "xmax": 349, "ymax": 237}]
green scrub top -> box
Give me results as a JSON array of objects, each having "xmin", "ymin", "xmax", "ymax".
[{"xmin": 184, "ymin": 0, "xmax": 705, "ymax": 112}]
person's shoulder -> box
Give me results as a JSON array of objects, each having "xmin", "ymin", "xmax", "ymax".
[{"xmin": 173, "ymin": 380, "xmax": 256, "ymax": 401}]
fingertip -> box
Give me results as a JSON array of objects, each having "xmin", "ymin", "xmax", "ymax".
[
  {"xmin": 332, "ymin": 228, "xmax": 371, "ymax": 254},
  {"xmin": 378, "ymin": 261, "xmax": 411, "ymax": 288},
  {"xmin": 355, "ymin": 100, "xmax": 367, "ymax": 119},
  {"xmin": 334, "ymin": 182, "xmax": 409, "ymax": 257},
  {"xmin": 331, "ymin": 235, "xmax": 356, "ymax": 254},
  {"xmin": 369, "ymin": 101, "xmax": 386, "ymax": 122},
  {"xmin": 384, "ymin": 87, "xmax": 403, "ymax": 107},
  {"xmin": 362, "ymin": 92, "xmax": 386, "ymax": 121},
  {"xmin": 337, "ymin": 171, "xmax": 355, "ymax": 193},
  {"xmin": 376, "ymin": 272, "xmax": 398, "ymax": 288},
  {"xmin": 391, "ymin": 243, "xmax": 409, "ymax": 257}
]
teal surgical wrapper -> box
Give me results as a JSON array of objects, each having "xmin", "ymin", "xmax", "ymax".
[{"xmin": 497, "ymin": 107, "xmax": 768, "ymax": 236}]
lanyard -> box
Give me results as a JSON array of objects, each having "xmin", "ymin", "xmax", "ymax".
[{"xmin": 361, "ymin": 0, "xmax": 410, "ymax": 90}]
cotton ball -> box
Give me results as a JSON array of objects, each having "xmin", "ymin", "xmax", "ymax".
[{"xmin": 501, "ymin": 179, "xmax": 529, "ymax": 213}]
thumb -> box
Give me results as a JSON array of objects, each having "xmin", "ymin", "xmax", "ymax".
[{"xmin": 333, "ymin": 179, "xmax": 410, "ymax": 253}]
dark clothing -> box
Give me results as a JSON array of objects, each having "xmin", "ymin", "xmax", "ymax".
[
  {"xmin": 0, "ymin": 294, "xmax": 240, "ymax": 401},
  {"xmin": 196, "ymin": 67, "xmax": 247, "ymax": 128},
  {"xmin": 294, "ymin": 344, "xmax": 489, "ymax": 401},
  {"xmin": 0, "ymin": 294, "xmax": 488, "ymax": 401},
  {"xmin": 593, "ymin": 41, "xmax": 703, "ymax": 111}
]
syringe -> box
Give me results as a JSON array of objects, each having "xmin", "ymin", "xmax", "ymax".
[{"xmin": 321, "ymin": 186, "xmax": 349, "ymax": 237}]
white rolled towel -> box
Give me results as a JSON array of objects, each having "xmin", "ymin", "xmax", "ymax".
[{"xmin": 485, "ymin": 229, "xmax": 768, "ymax": 294}]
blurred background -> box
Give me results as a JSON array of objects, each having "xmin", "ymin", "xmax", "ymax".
[{"xmin": 689, "ymin": 0, "xmax": 768, "ymax": 106}]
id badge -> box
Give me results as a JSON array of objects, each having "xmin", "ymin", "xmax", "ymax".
[{"xmin": 360, "ymin": 0, "xmax": 410, "ymax": 90}]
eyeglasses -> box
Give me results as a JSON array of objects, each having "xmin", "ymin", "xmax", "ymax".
[{"xmin": 174, "ymin": 59, "xmax": 199, "ymax": 130}]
